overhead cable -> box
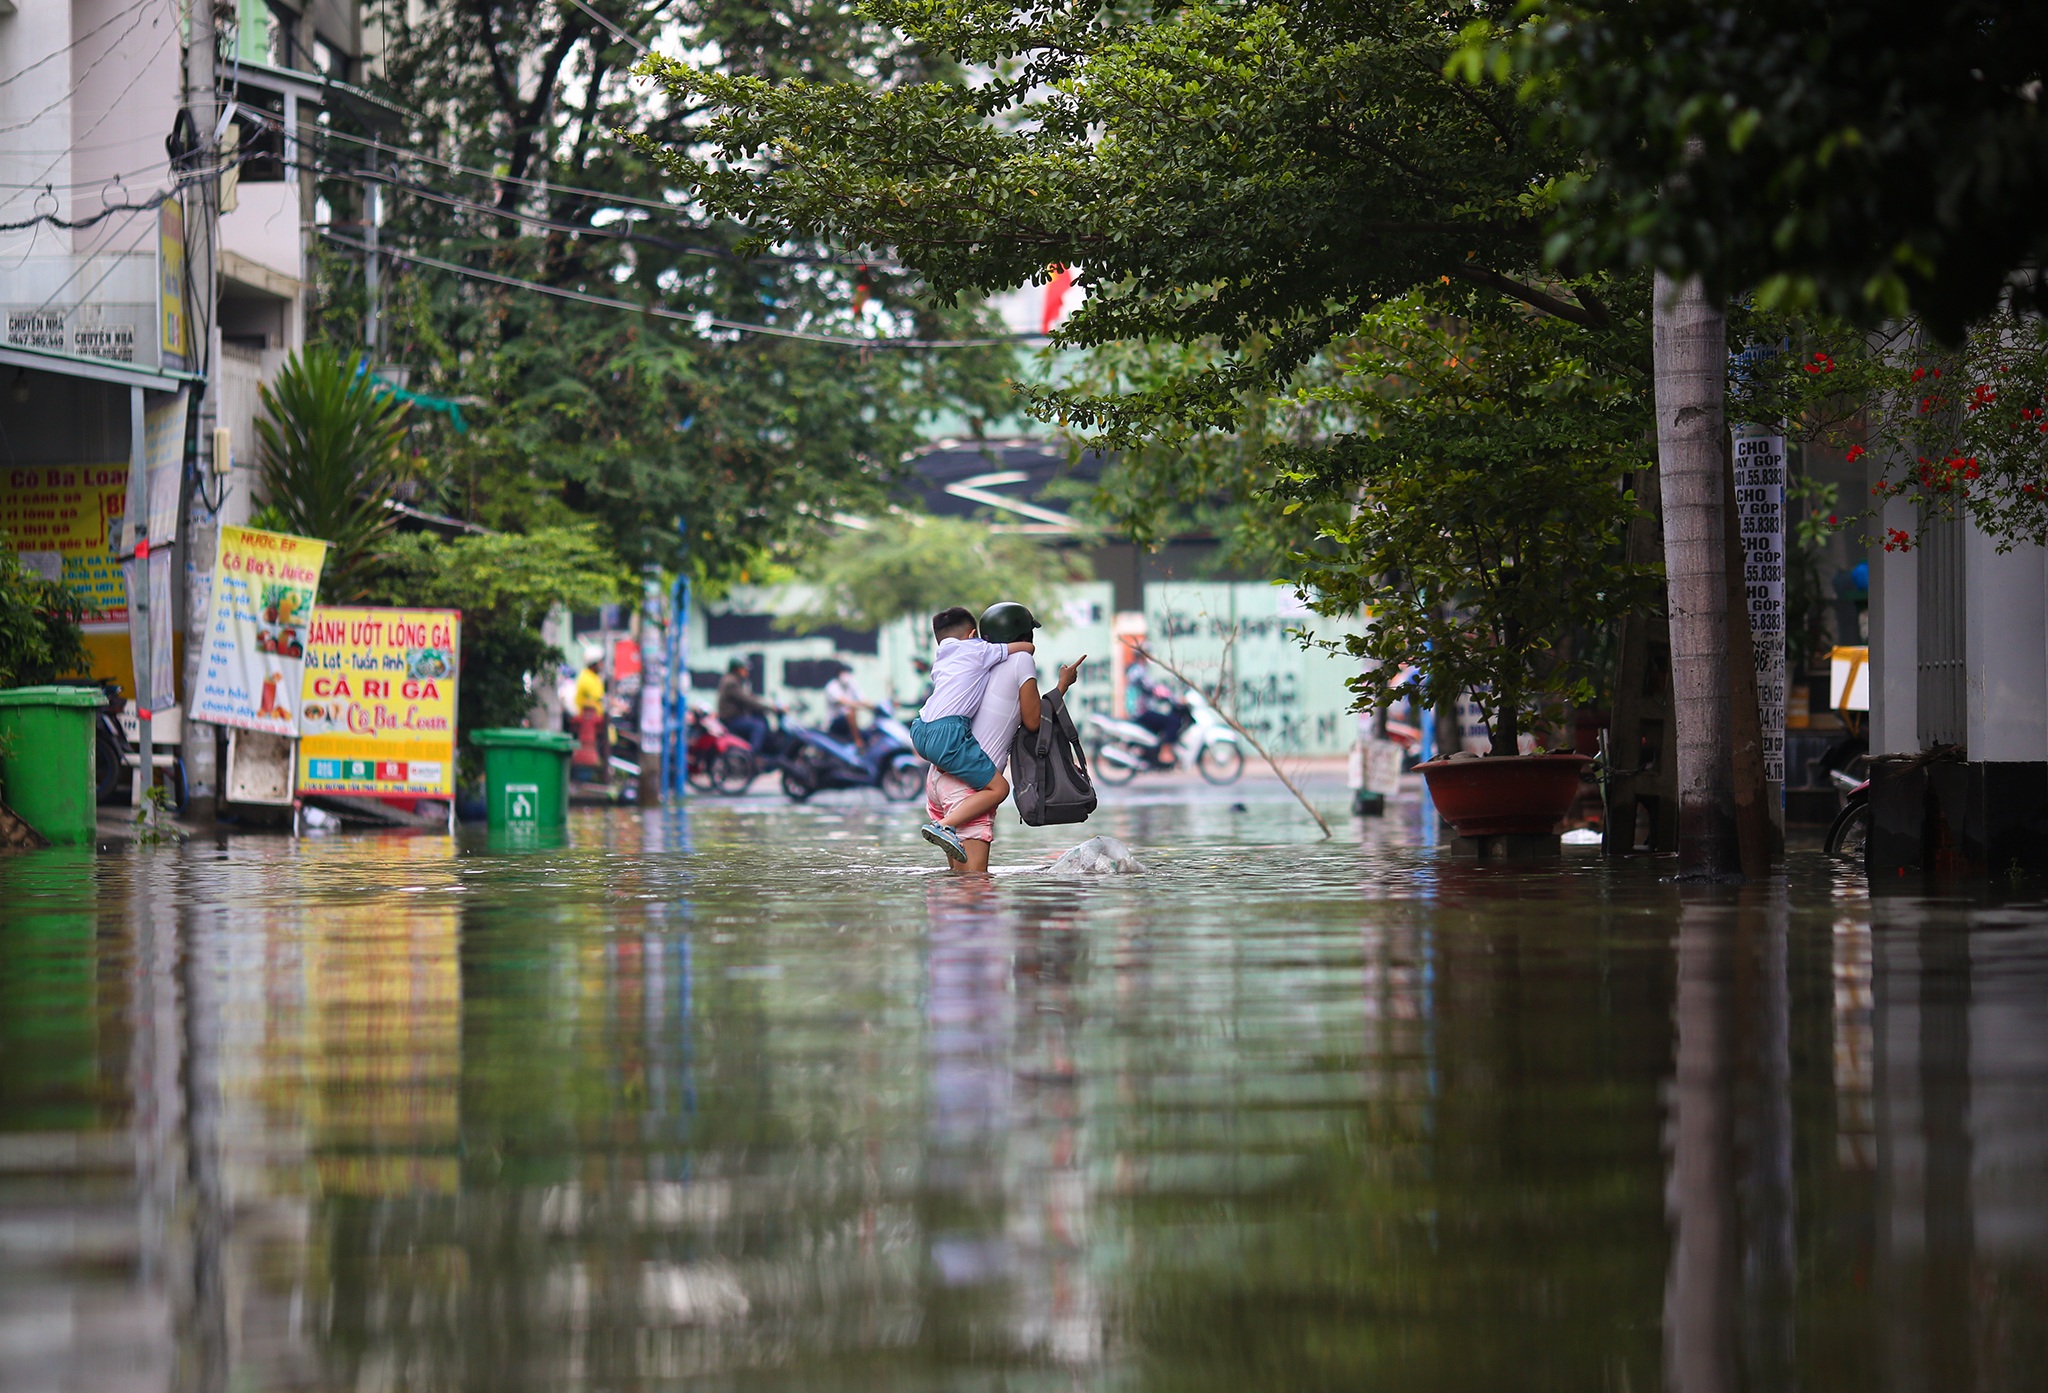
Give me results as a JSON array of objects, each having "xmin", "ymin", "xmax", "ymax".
[
  {"xmin": 0, "ymin": 152, "xmax": 247, "ymax": 235},
  {"xmin": 234, "ymin": 104, "xmax": 759, "ymax": 225},
  {"xmin": 241, "ymin": 104, "xmax": 896, "ymax": 269},
  {"xmin": 0, "ymin": 2, "xmax": 173, "ymax": 136},
  {"xmin": 0, "ymin": 0, "xmax": 159, "ymax": 97},
  {"xmin": 559, "ymin": 0, "xmax": 652, "ymax": 56},
  {"xmin": 319, "ymin": 227, "xmax": 1036, "ymax": 350}
]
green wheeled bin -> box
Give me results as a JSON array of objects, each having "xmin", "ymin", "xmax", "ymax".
[
  {"xmin": 0, "ymin": 686, "xmax": 108, "ymax": 847},
  {"xmin": 472, "ymin": 727, "xmax": 578, "ymax": 833}
]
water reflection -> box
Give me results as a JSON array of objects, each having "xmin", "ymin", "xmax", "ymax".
[{"xmin": 2, "ymin": 804, "xmax": 2048, "ymax": 1390}]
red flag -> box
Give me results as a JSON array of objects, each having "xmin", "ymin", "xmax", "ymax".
[{"xmin": 1040, "ymin": 264, "xmax": 1073, "ymax": 333}]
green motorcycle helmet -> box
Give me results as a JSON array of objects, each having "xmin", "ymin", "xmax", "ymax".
[{"xmin": 978, "ymin": 601, "xmax": 1040, "ymax": 644}]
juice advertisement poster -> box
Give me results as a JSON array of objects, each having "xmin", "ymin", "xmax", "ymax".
[
  {"xmin": 298, "ymin": 607, "xmax": 460, "ymax": 798},
  {"xmin": 192, "ymin": 525, "xmax": 328, "ymax": 735}
]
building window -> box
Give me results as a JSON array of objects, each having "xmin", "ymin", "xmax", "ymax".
[
  {"xmin": 231, "ymin": 89, "xmax": 287, "ymax": 183},
  {"xmin": 312, "ymin": 35, "xmax": 352, "ymax": 83},
  {"xmin": 266, "ymin": 1, "xmax": 300, "ymax": 68}
]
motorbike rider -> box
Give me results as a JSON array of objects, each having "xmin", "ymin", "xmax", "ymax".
[
  {"xmin": 716, "ymin": 659, "xmax": 778, "ymax": 749},
  {"xmin": 824, "ymin": 662, "xmax": 872, "ymax": 751},
  {"xmin": 1128, "ymin": 671, "xmax": 1190, "ymax": 760}
]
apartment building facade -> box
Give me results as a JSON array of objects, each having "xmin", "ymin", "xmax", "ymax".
[{"xmin": 0, "ymin": 0, "xmax": 384, "ymax": 814}]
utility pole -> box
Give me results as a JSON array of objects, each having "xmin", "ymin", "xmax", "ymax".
[
  {"xmin": 181, "ymin": 0, "xmax": 223, "ymax": 822},
  {"xmin": 638, "ymin": 567, "xmax": 664, "ymax": 808},
  {"xmin": 364, "ymin": 178, "xmax": 382, "ymax": 358}
]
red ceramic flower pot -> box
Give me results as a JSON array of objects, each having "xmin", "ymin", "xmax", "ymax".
[{"xmin": 1418, "ymin": 753, "xmax": 1592, "ymax": 838}]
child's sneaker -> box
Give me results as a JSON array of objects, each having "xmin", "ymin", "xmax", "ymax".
[{"xmin": 921, "ymin": 821, "xmax": 968, "ymax": 862}]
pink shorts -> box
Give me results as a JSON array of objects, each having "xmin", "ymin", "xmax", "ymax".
[{"xmin": 926, "ymin": 766, "xmax": 994, "ymax": 843}]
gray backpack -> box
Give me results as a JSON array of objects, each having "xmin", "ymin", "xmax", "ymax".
[{"xmin": 1010, "ymin": 691, "xmax": 1097, "ymax": 825}]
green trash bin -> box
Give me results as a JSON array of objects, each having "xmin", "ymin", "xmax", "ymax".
[
  {"xmin": 471, "ymin": 728, "xmax": 578, "ymax": 833},
  {"xmin": 0, "ymin": 686, "xmax": 108, "ymax": 847}
]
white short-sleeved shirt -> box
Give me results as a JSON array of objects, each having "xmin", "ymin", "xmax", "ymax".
[
  {"xmin": 969, "ymin": 652, "xmax": 1039, "ymax": 772},
  {"xmin": 919, "ymin": 637, "xmax": 1012, "ymax": 721},
  {"xmin": 825, "ymin": 673, "xmax": 864, "ymax": 708}
]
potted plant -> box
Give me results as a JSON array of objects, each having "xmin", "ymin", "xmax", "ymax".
[{"xmin": 1279, "ymin": 296, "xmax": 1656, "ymax": 837}]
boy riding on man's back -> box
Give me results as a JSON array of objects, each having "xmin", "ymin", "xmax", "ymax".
[
  {"xmin": 914, "ymin": 602, "xmax": 1084, "ymax": 871},
  {"xmin": 911, "ymin": 605, "xmax": 1035, "ymax": 862}
]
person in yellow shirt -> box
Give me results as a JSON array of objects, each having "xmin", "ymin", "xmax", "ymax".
[
  {"xmin": 570, "ymin": 654, "xmax": 610, "ymax": 780},
  {"xmin": 574, "ymin": 657, "xmax": 606, "ymax": 717}
]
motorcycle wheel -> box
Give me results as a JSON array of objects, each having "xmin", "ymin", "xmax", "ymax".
[
  {"xmin": 879, "ymin": 758, "xmax": 925, "ymax": 803},
  {"xmin": 1197, "ymin": 740, "xmax": 1245, "ymax": 785},
  {"xmin": 1093, "ymin": 744, "xmax": 1139, "ymax": 785},
  {"xmin": 781, "ymin": 765, "xmax": 818, "ymax": 802},
  {"xmin": 95, "ymin": 725, "xmax": 126, "ymax": 803},
  {"xmin": 1824, "ymin": 801, "xmax": 1871, "ymax": 860},
  {"xmin": 687, "ymin": 759, "xmax": 715, "ymax": 791},
  {"xmin": 711, "ymin": 749, "xmax": 757, "ymax": 795}
]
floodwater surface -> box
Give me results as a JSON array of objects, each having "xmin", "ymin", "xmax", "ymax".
[{"xmin": 1, "ymin": 786, "xmax": 2044, "ymax": 1391}]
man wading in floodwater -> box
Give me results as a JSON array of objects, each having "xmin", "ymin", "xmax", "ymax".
[{"xmin": 918, "ymin": 601, "xmax": 1083, "ymax": 875}]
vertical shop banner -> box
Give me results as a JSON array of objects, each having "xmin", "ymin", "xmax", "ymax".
[
  {"xmin": 159, "ymin": 201, "xmax": 188, "ymax": 369},
  {"xmin": 0, "ymin": 463, "xmax": 130, "ymax": 624},
  {"xmin": 122, "ymin": 551, "xmax": 177, "ymax": 710},
  {"xmin": 121, "ymin": 391, "xmax": 186, "ymax": 550},
  {"xmin": 141, "ymin": 391, "xmax": 186, "ymax": 543},
  {"xmin": 192, "ymin": 525, "xmax": 327, "ymax": 735},
  {"xmin": 114, "ymin": 390, "xmax": 188, "ymax": 711},
  {"xmin": 298, "ymin": 607, "xmax": 460, "ymax": 798},
  {"xmin": 1733, "ymin": 426, "xmax": 1786, "ymax": 783}
]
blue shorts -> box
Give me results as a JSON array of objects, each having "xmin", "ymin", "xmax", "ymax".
[{"xmin": 910, "ymin": 714, "xmax": 998, "ymax": 790}]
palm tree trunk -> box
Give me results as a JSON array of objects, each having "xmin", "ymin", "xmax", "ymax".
[{"xmin": 1653, "ymin": 272, "xmax": 1741, "ymax": 878}]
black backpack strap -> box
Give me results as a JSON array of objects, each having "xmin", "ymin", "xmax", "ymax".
[
  {"xmin": 1034, "ymin": 694, "xmax": 1058, "ymax": 758},
  {"xmin": 1048, "ymin": 692, "xmax": 1088, "ymax": 776}
]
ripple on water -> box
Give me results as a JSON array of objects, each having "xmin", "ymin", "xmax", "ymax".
[{"xmin": 1, "ymin": 795, "xmax": 2046, "ymax": 1390}]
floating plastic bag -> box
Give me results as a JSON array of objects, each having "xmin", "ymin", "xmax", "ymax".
[{"xmin": 1045, "ymin": 835, "xmax": 1146, "ymax": 877}]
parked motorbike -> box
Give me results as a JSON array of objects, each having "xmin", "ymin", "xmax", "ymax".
[
  {"xmin": 685, "ymin": 707, "xmax": 759, "ymax": 795},
  {"xmin": 1824, "ymin": 769, "xmax": 1870, "ymax": 859},
  {"xmin": 1087, "ymin": 686, "xmax": 1244, "ymax": 785},
  {"xmin": 778, "ymin": 701, "xmax": 925, "ymax": 802},
  {"xmin": 56, "ymin": 678, "xmax": 186, "ymax": 809}
]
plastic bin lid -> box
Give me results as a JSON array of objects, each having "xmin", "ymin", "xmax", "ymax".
[
  {"xmin": 471, "ymin": 726, "xmax": 578, "ymax": 752},
  {"xmin": 0, "ymin": 684, "xmax": 108, "ymax": 709}
]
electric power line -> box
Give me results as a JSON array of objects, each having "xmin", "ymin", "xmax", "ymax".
[
  {"xmin": 0, "ymin": 0, "xmax": 161, "ymax": 98},
  {"xmin": 294, "ymin": 150, "xmax": 801, "ymax": 266},
  {"xmin": 559, "ymin": 0, "xmax": 652, "ymax": 56},
  {"xmin": 0, "ymin": 152, "xmax": 247, "ymax": 235},
  {"xmin": 247, "ymin": 104, "xmax": 897, "ymax": 269},
  {"xmin": 319, "ymin": 227, "xmax": 1037, "ymax": 349},
  {"xmin": 29, "ymin": 207, "xmax": 160, "ymax": 319},
  {"xmin": 0, "ymin": 0, "xmax": 173, "ymax": 137},
  {"xmin": 235, "ymin": 103, "xmax": 772, "ymax": 228}
]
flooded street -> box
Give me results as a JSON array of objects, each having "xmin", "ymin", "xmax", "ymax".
[{"xmin": 3, "ymin": 782, "xmax": 2046, "ymax": 1391}]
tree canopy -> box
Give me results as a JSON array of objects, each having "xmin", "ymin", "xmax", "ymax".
[
  {"xmin": 341, "ymin": 0, "xmax": 1018, "ymax": 581},
  {"xmin": 787, "ymin": 514, "xmax": 1090, "ymax": 633},
  {"xmin": 1282, "ymin": 296, "xmax": 1656, "ymax": 750},
  {"xmin": 366, "ymin": 525, "xmax": 627, "ymax": 736},
  {"xmin": 630, "ymin": 0, "xmax": 1612, "ymax": 442},
  {"xmin": 1459, "ymin": 1, "xmax": 2048, "ymax": 340}
]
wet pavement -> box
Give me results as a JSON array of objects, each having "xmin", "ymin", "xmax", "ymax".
[{"xmin": 2, "ymin": 777, "xmax": 2045, "ymax": 1391}]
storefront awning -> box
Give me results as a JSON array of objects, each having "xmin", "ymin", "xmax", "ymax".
[{"xmin": 0, "ymin": 341, "xmax": 204, "ymax": 393}]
